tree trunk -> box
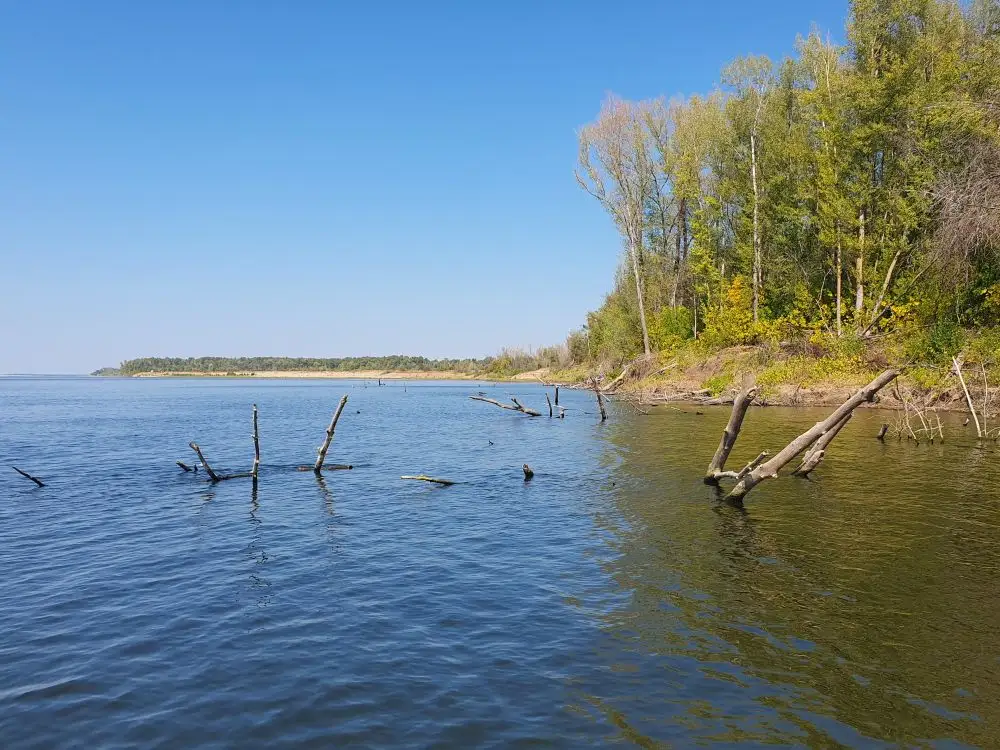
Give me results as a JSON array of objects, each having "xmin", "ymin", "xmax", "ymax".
[
  {"xmin": 855, "ymin": 208, "xmax": 865, "ymax": 314},
  {"xmin": 750, "ymin": 129, "xmax": 761, "ymax": 323},
  {"xmin": 629, "ymin": 236, "xmax": 652, "ymax": 356},
  {"xmin": 314, "ymin": 395, "xmax": 349, "ymax": 473},
  {"xmin": 705, "ymin": 385, "xmax": 758, "ymax": 484},
  {"xmin": 726, "ymin": 369, "xmax": 899, "ymax": 500},
  {"xmin": 835, "ymin": 228, "xmax": 843, "ymax": 337}
]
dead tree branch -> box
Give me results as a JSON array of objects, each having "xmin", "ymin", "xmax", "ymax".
[
  {"xmin": 401, "ymin": 475, "xmax": 455, "ymax": 486},
  {"xmin": 12, "ymin": 466, "xmax": 44, "ymax": 487},
  {"xmin": 792, "ymin": 413, "xmax": 852, "ymax": 477},
  {"xmin": 314, "ymin": 395, "xmax": 349, "ymax": 473},
  {"xmin": 704, "ymin": 385, "xmax": 758, "ymax": 484},
  {"xmin": 726, "ymin": 369, "xmax": 899, "ymax": 501},
  {"xmin": 470, "ymin": 395, "xmax": 541, "ymax": 417}
]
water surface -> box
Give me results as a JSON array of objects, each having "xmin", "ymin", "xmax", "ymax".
[{"xmin": 2, "ymin": 377, "xmax": 998, "ymax": 747}]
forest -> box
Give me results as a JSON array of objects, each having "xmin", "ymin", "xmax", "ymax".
[
  {"xmin": 566, "ymin": 0, "xmax": 1000, "ymax": 385},
  {"xmin": 106, "ymin": 356, "xmax": 488, "ymax": 376}
]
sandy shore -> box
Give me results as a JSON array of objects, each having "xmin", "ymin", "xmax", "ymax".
[{"xmin": 131, "ymin": 370, "xmax": 481, "ymax": 380}]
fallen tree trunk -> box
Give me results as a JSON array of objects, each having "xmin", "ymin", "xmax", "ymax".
[
  {"xmin": 314, "ymin": 395, "xmax": 349, "ymax": 473},
  {"xmin": 188, "ymin": 442, "xmax": 253, "ymax": 482},
  {"xmin": 704, "ymin": 385, "xmax": 758, "ymax": 484},
  {"xmin": 401, "ymin": 475, "xmax": 455, "ymax": 486},
  {"xmin": 470, "ymin": 395, "xmax": 541, "ymax": 417},
  {"xmin": 546, "ymin": 392, "xmax": 553, "ymax": 417},
  {"xmin": 591, "ymin": 379, "xmax": 607, "ymax": 421},
  {"xmin": 12, "ymin": 466, "xmax": 45, "ymax": 487},
  {"xmin": 792, "ymin": 412, "xmax": 852, "ymax": 477},
  {"xmin": 726, "ymin": 369, "xmax": 899, "ymax": 501}
]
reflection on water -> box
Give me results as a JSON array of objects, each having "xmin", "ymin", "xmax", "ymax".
[{"xmin": 588, "ymin": 405, "xmax": 1000, "ymax": 746}]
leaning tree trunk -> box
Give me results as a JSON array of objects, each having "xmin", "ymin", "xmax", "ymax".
[
  {"xmin": 705, "ymin": 385, "xmax": 758, "ymax": 484},
  {"xmin": 628, "ymin": 234, "xmax": 651, "ymax": 357},
  {"xmin": 726, "ymin": 369, "xmax": 899, "ymax": 501}
]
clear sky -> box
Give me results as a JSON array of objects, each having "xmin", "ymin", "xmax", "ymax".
[{"xmin": 0, "ymin": 0, "xmax": 847, "ymax": 373}]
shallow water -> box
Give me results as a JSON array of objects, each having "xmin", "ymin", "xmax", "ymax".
[{"xmin": 2, "ymin": 377, "xmax": 998, "ymax": 747}]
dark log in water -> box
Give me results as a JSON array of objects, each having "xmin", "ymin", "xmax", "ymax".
[
  {"xmin": 546, "ymin": 393, "xmax": 553, "ymax": 417},
  {"xmin": 188, "ymin": 442, "xmax": 253, "ymax": 482},
  {"xmin": 252, "ymin": 404, "xmax": 261, "ymax": 481},
  {"xmin": 401, "ymin": 475, "xmax": 454, "ymax": 486},
  {"xmin": 12, "ymin": 466, "xmax": 45, "ymax": 487}
]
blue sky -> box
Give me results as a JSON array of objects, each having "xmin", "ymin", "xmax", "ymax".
[{"xmin": 1, "ymin": 0, "xmax": 846, "ymax": 373}]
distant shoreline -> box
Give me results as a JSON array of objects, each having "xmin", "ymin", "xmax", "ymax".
[{"xmin": 105, "ymin": 369, "xmax": 553, "ymax": 382}]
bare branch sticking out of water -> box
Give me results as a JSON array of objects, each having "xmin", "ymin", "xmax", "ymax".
[
  {"xmin": 314, "ymin": 396, "xmax": 349, "ymax": 473},
  {"xmin": 469, "ymin": 395, "xmax": 541, "ymax": 417},
  {"xmin": 12, "ymin": 466, "xmax": 45, "ymax": 488},
  {"xmin": 726, "ymin": 369, "xmax": 899, "ymax": 501},
  {"xmin": 704, "ymin": 385, "xmax": 758, "ymax": 485}
]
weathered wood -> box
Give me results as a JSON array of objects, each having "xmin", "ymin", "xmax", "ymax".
[
  {"xmin": 792, "ymin": 412, "xmax": 852, "ymax": 477},
  {"xmin": 251, "ymin": 404, "xmax": 260, "ymax": 480},
  {"xmin": 315, "ymin": 395, "xmax": 349, "ymax": 473},
  {"xmin": 876, "ymin": 423, "xmax": 889, "ymax": 441},
  {"xmin": 554, "ymin": 386, "xmax": 559, "ymax": 406},
  {"xmin": 953, "ymin": 357, "xmax": 983, "ymax": 437},
  {"xmin": 591, "ymin": 378, "xmax": 607, "ymax": 421},
  {"xmin": 401, "ymin": 475, "xmax": 455, "ymax": 486},
  {"xmin": 523, "ymin": 463, "xmax": 534, "ymax": 480},
  {"xmin": 704, "ymin": 385, "xmax": 758, "ymax": 485},
  {"xmin": 189, "ymin": 442, "xmax": 222, "ymax": 482},
  {"xmin": 188, "ymin": 442, "xmax": 253, "ymax": 482},
  {"xmin": 510, "ymin": 397, "xmax": 542, "ymax": 416},
  {"xmin": 12, "ymin": 466, "xmax": 44, "ymax": 487},
  {"xmin": 727, "ymin": 369, "xmax": 899, "ymax": 501},
  {"xmin": 546, "ymin": 392, "xmax": 553, "ymax": 417},
  {"xmin": 470, "ymin": 395, "xmax": 541, "ymax": 417}
]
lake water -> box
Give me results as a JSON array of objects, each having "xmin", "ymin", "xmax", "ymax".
[{"xmin": 2, "ymin": 377, "xmax": 999, "ymax": 747}]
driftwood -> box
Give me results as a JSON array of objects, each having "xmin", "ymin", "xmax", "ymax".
[
  {"xmin": 704, "ymin": 385, "xmax": 758, "ymax": 484},
  {"xmin": 590, "ymin": 379, "xmax": 607, "ymax": 421},
  {"xmin": 252, "ymin": 404, "xmax": 260, "ymax": 481},
  {"xmin": 523, "ymin": 464, "xmax": 534, "ymax": 480},
  {"xmin": 953, "ymin": 357, "xmax": 983, "ymax": 437},
  {"xmin": 726, "ymin": 369, "xmax": 899, "ymax": 501},
  {"xmin": 176, "ymin": 461, "xmax": 196, "ymax": 472},
  {"xmin": 314, "ymin": 395, "xmax": 348, "ymax": 473},
  {"xmin": 401, "ymin": 475, "xmax": 455, "ymax": 486},
  {"xmin": 12, "ymin": 466, "xmax": 45, "ymax": 487},
  {"xmin": 554, "ymin": 386, "xmax": 559, "ymax": 406},
  {"xmin": 546, "ymin": 392, "xmax": 553, "ymax": 417},
  {"xmin": 792, "ymin": 413, "xmax": 852, "ymax": 477},
  {"xmin": 469, "ymin": 395, "xmax": 541, "ymax": 417},
  {"xmin": 188, "ymin": 442, "xmax": 252, "ymax": 482},
  {"xmin": 877, "ymin": 423, "xmax": 889, "ymax": 441}
]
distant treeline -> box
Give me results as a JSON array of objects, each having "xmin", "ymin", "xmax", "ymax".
[{"xmin": 110, "ymin": 356, "xmax": 491, "ymax": 375}]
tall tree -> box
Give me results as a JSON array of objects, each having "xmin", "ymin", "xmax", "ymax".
[
  {"xmin": 723, "ymin": 56, "xmax": 776, "ymax": 322},
  {"xmin": 577, "ymin": 96, "xmax": 656, "ymax": 356}
]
